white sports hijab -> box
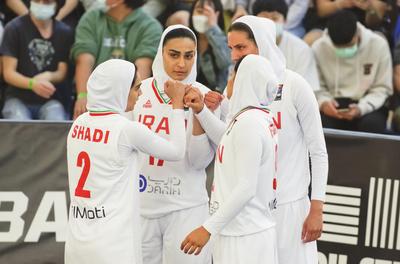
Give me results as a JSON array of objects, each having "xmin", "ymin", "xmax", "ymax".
[
  {"xmin": 86, "ymin": 59, "xmax": 136, "ymax": 113},
  {"xmin": 229, "ymin": 54, "xmax": 279, "ymax": 118},
  {"xmin": 234, "ymin": 15, "xmax": 286, "ymax": 84},
  {"xmin": 152, "ymin": 24, "xmax": 197, "ymax": 90}
]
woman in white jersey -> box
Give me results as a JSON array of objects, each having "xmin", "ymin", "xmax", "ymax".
[
  {"xmin": 130, "ymin": 25, "xmax": 216, "ymax": 264},
  {"xmin": 186, "ymin": 16, "xmax": 329, "ymax": 264},
  {"xmin": 65, "ymin": 59, "xmax": 187, "ymax": 264},
  {"xmin": 181, "ymin": 54, "xmax": 279, "ymax": 264}
]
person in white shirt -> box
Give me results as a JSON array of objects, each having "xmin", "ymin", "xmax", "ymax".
[
  {"xmin": 65, "ymin": 59, "xmax": 187, "ymax": 264},
  {"xmin": 128, "ymin": 25, "xmax": 215, "ymax": 264},
  {"xmin": 181, "ymin": 54, "xmax": 279, "ymax": 264},
  {"xmin": 253, "ymin": 0, "xmax": 320, "ymax": 91},
  {"xmin": 194, "ymin": 16, "xmax": 329, "ymax": 264}
]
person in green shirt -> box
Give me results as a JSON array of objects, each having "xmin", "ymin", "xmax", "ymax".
[{"xmin": 71, "ymin": 0, "xmax": 162, "ymax": 119}]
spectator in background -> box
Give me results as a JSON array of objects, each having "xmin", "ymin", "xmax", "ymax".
[
  {"xmin": 189, "ymin": 0, "xmax": 231, "ymax": 92},
  {"xmin": 0, "ymin": 0, "xmax": 73, "ymax": 120},
  {"xmin": 1, "ymin": 0, "xmax": 29, "ymax": 24},
  {"xmin": 142, "ymin": 0, "xmax": 196, "ymax": 26},
  {"xmin": 232, "ymin": 0, "xmax": 308, "ymax": 37},
  {"xmin": 393, "ymin": 41, "xmax": 400, "ymax": 133},
  {"xmin": 56, "ymin": 0, "xmax": 104, "ymax": 21},
  {"xmin": 71, "ymin": 0, "xmax": 162, "ymax": 119},
  {"xmin": 313, "ymin": 10, "xmax": 393, "ymax": 134},
  {"xmin": 254, "ymin": 0, "xmax": 320, "ymax": 91},
  {"xmin": 304, "ymin": 0, "xmax": 390, "ymax": 46}
]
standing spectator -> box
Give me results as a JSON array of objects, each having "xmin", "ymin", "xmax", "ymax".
[
  {"xmin": 313, "ymin": 10, "xmax": 393, "ymax": 133},
  {"xmin": 254, "ymin": 0, "xmax": 320, "ymax": 91},
  {"xmin": 189, "ymin": 0, "xmax": 231, "ymax": 92},
  {"xmin": 71, "ymin": 0, "xmax": 162, "ymax": 119},
  {"xmin": 0, "ymin": 0, "xmax": 73, "ymax": 120}
]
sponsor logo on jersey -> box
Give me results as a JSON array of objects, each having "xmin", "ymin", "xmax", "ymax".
[
  {"xmin": 274, "ymin": 84, "xmax": 283, "ymax": 101},
  {"xmin": 141, "ymin": 175, "xmax": 181, "ymax": 196},
  {"xmin": 71, "ymin": 205, "xmax": 106, "ymax": 220},
  {"xmin": 143, "ymin": 100, "xmax": 152, "ymax": 108}
]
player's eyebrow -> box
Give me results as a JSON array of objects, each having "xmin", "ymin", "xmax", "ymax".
[{"xmin": 168, "ymin": 49, "xmax": 181, "ymax": 54}]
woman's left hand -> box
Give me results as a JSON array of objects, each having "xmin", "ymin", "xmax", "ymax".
[{"xmin": 203, "ymin": 3, "xmax": 219, "ymax": 27}]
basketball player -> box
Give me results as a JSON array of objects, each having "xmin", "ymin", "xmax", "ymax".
[
  {"xmin": 130, "ymin": 25, "xmax": 216, "ymax": 264},
  {"xmin": 181, "ymin": 54, "xmax": 279, "ymax": 264},
  {"xmin": 186, "ymin": 16, "xmax": 329, "ymax": 264},
  {"xmin": 65, "ymin": 59, "xmax": 187, "ymax": 264}
]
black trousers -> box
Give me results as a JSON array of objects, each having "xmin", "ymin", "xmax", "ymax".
[{"xmin": 321, "ymin": 107, "xmax": 388, "ymax": 134}]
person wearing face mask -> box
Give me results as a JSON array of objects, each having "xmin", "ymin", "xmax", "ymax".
[
  {"xmin": 178, "ymin": 15, "xmax": 329, "ymax": 264},
  {"xmin": 65, "ymin": 59, "xmax": 187, "ymax": 264},
  {"xmin": 189, "ymin": 0, "xmax": 231, "ymax": 92},
  {"xmin": 180, "ymin": 55, "xmax": 279, "ymax": 264},
  {"xmin": 253, "ymin": 0, "xmax": 320, "ymax": 92},
  {"xmin": 0, "ymin": 0, "xmax": 73, "ymax": 120},
  {"xmin": 126, "ymin": 25, "xmax": 216, "ymax": 264},
  {"xmin": 71, "ymin": 0, "xmax": 162, "ymax": 120},
  {"xmin": 312, "ymin": 10, "xmax": 393, "ymax": 133}
]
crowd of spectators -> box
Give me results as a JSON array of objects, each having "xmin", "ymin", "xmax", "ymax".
[{"xmin": 0, "ymin": 0, "xmax": 399, "ymax": 135}]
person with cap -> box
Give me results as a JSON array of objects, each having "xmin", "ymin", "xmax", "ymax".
[
  {"xmin": 65, "ymin": 59, "xmax": 187, "ymax": 264},
  {"xmin": 127, "ymin": 25, "xmax": 216, "ymax": 264},
  {"xmin": 184, "ymin": 15, "xmax": 328, "ymax": 264},
  {"xmin": 180, "ymin": 54, "xmax": 279, "ymax": 264}
]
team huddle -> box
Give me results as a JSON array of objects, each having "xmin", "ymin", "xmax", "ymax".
[{"xmin": 66, "ymin": 16, "xmax": 328, "ymax": 264}]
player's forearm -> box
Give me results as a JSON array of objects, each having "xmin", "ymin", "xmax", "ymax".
[
  {"xmin": 75, "ymin": 53, "xmax": 95, "ymax": 93},
  {"xmin": 196, "ymin": 107, "xmax": 226, "ymax": 145},
  {"xmin": 309, "ymin": 200, "xmax": 324, "ymax": 215},
  {"xmin": 135, "ymin": 58, "xmax": 152, "ymax": 80}
]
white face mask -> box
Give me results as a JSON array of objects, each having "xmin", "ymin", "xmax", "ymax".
[
  {"xmin": 192, "ymin": 15, "xmax": 209, "ymax": 34},
  {"xmin": 30, "ymin": 1, "xmax": 56, "ymax": 20},
  {"xmin": 275, "ymin": 22, "xmax": 284, "ymax": 38}
]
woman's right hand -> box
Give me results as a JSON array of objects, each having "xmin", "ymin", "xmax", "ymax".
[{"xmin": 164, "ymin": 80, "xmax": 187, "ymax": 109}]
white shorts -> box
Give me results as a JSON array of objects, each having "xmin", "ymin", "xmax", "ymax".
[
  {"xmin": 213, "ymin": 228, "xmax": 278, "ymax": 264},
  {"xmin": 273, "ymin": 197, "xmax": 318, "ymax": 264},
  {"xmin": 141, "ymin": 203, "xmax": 211, "ymax": 264}
]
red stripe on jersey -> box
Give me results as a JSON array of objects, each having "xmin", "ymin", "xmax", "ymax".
[
  {"xmin": 89, "ymin": 112, "xmax": 117, "ymax": 116},
  {"xmin": 152, "ymin": 79, "xmax": 165, "ymax": 104}
]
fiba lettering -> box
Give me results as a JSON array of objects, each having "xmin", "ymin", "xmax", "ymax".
[
  {"xmin": 71, "ymin": 205, "xmax": 106, "ymax": 220},
  {"xmin": 71, "ymin": 125, "xmax": 110, "ymax": 144},
  {"xmin": 272, "ymin": 112, "xmax": 281, "ymax": 129},
  {"xmin": 138, "ymin": 114, "xmax": 170, "ymax": 134},
  {"xmin": 217, "ymin": 145, "xmax": 224, "ymax": 163}
]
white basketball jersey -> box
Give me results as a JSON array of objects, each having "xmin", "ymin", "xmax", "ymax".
[
  {"xmin": 207, "ymin": 108, "xmax": 277, "ymax": 236},
  {"xmin": 66, "ymin": 112, "xmax": 142, "ymax": 264},
  {"xmin": 133, "ymin": 78, "xmax": 211, "ymax": 217},
  {"xmin": 269, "ymin": 69, "xmax": 327, "ymax": 205}
]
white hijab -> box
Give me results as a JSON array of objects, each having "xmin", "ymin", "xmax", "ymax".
[
  {"xmin": 234, "ymin": 16, "xmax": 286, "ymax": 84},
  {"xmin": 228, "ymin": 54, "xmax": 279, "ymax": 119},
  {"xmin": 86, "ymin": 59, "xmax": 136, "ymax": 113},
  {"xmin": 152, "ymin": 24, "xmax": 197, "ymax": 91}
]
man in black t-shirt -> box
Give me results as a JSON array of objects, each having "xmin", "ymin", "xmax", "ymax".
[{"xmin": 0, "ymin": 0, "xmax": 73, "ymax": 120}]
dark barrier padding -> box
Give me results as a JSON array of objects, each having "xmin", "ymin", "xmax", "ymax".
[
  {"xmin": 0, "ymin": 121, "xmax": 72, "ymax": 264},
  {"xmin": 0, "ymin": 122, "xmax": 399, "ymax": 263}
]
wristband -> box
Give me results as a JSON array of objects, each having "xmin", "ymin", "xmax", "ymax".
[
  {"xmin": 77, "ymin": 92, "xmax": 87, "ymax": 99},
  {"xmin": 28, "ymin": 79, "xmax": 35, "ymax": 90}
]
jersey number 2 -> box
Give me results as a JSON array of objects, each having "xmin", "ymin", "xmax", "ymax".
[{"xmin": 75, "ymin": 151, "xmax": 91, "ymax": 198}]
